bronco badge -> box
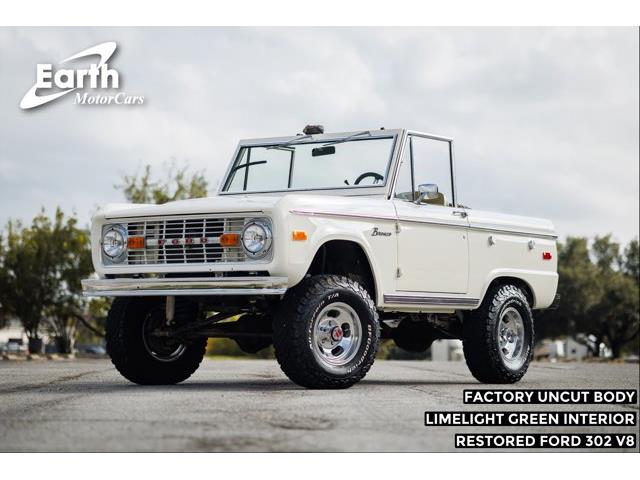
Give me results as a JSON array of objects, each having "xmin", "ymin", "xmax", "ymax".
[{"xmin": 371, "ymin": 227, "xmax": 392, "ymax": 237}]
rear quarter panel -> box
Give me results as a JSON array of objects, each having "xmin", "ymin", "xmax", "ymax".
[{"xmin": 467, "ymin": 209, "xmax": 559, "ymax": 309}]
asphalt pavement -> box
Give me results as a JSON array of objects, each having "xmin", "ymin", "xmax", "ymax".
[{"xmin": 0, "ymin": 358, "xmax": 638, "ymax": 452}]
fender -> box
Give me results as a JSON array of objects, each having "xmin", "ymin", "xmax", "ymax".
[{"xmin": 283, "ymin": 211, "xmax": 395, "ymax": 305}]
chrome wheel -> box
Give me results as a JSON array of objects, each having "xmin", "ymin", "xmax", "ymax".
[
  {"xmin": 142, "ymin": 313, "xmax": 186, "ymax": 362},
  {"xmin": 497, "ymin": 307, "xmax": 526, "ymax": 369},
  {"xmin": 311, "ymin": 302, "xmax": 362, "ymax": 369}
]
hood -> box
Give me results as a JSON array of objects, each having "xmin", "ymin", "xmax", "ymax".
[{"xmin": 98, "ymin": 195, "xmax": 282, "ymax": 220}]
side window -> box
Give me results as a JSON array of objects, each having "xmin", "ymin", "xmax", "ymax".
[
  {"xmin": 409, "ymin": 136, "xmax": 454, "ymax": 207},
  {"xmin": 393, "ymin": 146, "xmax": 414, "ymax": 201}
]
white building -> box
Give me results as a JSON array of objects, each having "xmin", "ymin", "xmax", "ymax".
[
  {"xmin": 0, "ymin": 319, "xmax": 27, "ymax": 344},
  {"xmin": 564, "ymin": 337, "xmax": 589, "ymax": 360},
  {"xmin": 534, "ymin": 338, "xmax": 591, "ymax": 361},
  {"xmin": 431, "ymin": 339, "xmax": 464, "ymax": 361}
]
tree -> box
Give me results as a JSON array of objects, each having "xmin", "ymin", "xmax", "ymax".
[
  {"xmin": 591, "ymin": 234, "xmax": 620, "ymax": 272},
  {"xmin": 0, "ymin": 209, "xmax": 92, "ymax": 353},
  {"xmin": 538, "ymin": 235, "xmax": 639, "ymax": 358},
  {"xmin": 82, "ymin": 298, "xmax": 110, "ymax": 338},
  {"xmin": 596, "ymin": 273, "xmax": 639, "ymax": 358},
  {"xmin": 0, "ymin": 163, "xmax": 209, "ymax": 354},
  {"xmin": 50, "ymin": 213, "xmax": 93, "ymax": 353},
  {"xmin": 0, "ymin": 236, "xmax": 8, "ymax": 329},
  {"xmin": 622, "ymin": 238, "xmax": 639, "ymax": 281},
  {"xmin": 116, "ymin": 160, "xmax": 208, "ymax": 204},
  {"xmin": 0, "ymin": 217, "xmax": 52, "ymax": 352},
  {"xmin": 590, "ymin": 235, "xmax": 639, "ymax": 357},
  {"xmin": 536, "ymin": 237, "xmax": 602, "ymax": 351}
]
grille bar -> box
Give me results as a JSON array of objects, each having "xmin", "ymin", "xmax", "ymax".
[{"xmin": 125, "ymin": 217, "xmax": 248, "ymax": 265}]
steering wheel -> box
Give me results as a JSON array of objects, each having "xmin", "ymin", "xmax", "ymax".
[{"xmin": 354, "ymin": 172, "xmax": 384, "ymax": 185}]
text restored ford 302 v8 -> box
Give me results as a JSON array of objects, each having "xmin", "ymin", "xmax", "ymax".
[{"xmin": 83, "ymin": 126, "xmax": 559, "ymax": 388}]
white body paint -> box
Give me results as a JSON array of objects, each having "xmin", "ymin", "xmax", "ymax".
[{"xmin": 86, "ymin": 129, "xmax": 558, "ymax": 312}]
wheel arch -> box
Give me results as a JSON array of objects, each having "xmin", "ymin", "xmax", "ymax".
[
  {"xmin": 305, "ymin": 239, "xmax": 378, "ymax": 303},
  {"xmin": 479, "ymin": 275, "xmax": 535, "ymax": 308}
]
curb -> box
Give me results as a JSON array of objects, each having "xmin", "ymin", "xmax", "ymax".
[{"xmin": 2, "ymin": 353, "xmax": 81, "ymax": 361}]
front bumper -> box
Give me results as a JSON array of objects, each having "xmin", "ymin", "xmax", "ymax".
[{"xmin": 81, "ymin": 276, "xmax": 288, "ymax": 297}]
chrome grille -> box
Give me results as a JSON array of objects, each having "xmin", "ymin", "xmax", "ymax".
[{"xmin": 126, "ymin": 217, "xmax": 247, "ymax": 265}]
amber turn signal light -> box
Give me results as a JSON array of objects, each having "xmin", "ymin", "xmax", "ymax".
[
  {"xmin": 292, "ymin": 230, "xmax": 308, "ymax": 241},
  {"xmin": 127, "ymin": 236, "xmax": 145, "ymax": 249},
  {"xmin": 219, "ymin": 233, "xmax": 240, "ymax": 247}
]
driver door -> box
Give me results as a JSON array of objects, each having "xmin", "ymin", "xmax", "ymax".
[{"xmin": 393, "ymin": 134, "xmax": 469, "ymax": 294}]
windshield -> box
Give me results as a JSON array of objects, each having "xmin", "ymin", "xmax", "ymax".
[{"xmin": 222, "ymin": 135, "xmax": 396, "ymax": 193}]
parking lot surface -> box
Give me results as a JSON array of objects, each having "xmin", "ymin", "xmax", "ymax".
[{"xmin": 0, "ymin": 359, "xmax": 637, "ymax": 452}]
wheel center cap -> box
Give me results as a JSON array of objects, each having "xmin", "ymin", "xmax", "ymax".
[{"xmin": 331, "ymin": 326, "xmax": 343, "ymax": 342}]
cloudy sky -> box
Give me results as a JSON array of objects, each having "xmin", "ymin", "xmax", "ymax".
[{"xmin": 0, "ymin": 27, "xmax": 638, "ymax": 242}]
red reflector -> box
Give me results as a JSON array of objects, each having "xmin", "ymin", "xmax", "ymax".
[{"xmin": 542, "ymin": 252, "xmax": 552, "ymax": 260}]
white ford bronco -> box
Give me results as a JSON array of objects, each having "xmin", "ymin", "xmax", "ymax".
[{"xmin": 83, "ymin": 126, "xmax": 559, "ymax": 388}]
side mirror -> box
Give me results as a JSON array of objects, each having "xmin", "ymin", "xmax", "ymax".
[{"xmin": 415, "ymin": 184, "xmax": 440, "ymax": 204}]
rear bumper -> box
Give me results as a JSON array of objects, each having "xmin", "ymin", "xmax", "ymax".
[{"xmin": 81, "ymin": 276, "xmax": 288, "ymax": 297}]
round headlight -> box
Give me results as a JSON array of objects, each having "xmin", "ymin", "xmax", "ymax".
[
  {"xmin": 241, "ymin": 220, "xmax": 272, "ymax": 258},
  {"xmin": 102, "ymin": 225, "xmax": 127, "ymax": 259}
]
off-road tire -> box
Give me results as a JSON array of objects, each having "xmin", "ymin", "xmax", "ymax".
[
  {"xmin": 463, "ymin": 284, "xmax": 534, "ymax": 383},
  {"xmin": 273, "ymin": 275, "xmax": 380, "ymax": 389},
  {"xmin": 106, "ymin": 297, "xmax": 206, "ymax": 385}
]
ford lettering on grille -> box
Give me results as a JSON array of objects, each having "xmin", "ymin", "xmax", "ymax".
[{"xmin": 126, "ymin": 217, "xmax": 247, "ymax": 265}]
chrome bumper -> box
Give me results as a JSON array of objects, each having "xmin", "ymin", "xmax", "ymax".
[{"xmin": 81, "ymin": 276, "xmax": 288, "ymax": 297}]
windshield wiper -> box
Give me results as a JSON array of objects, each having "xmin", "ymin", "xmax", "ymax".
[
  {"xmin": 323, "ymin": 130, "xmax": 371, "ymax": 146},
  {"xmin": 266, "ymin": 134, "xmax": 313, "ymax": 150},
  {"xmin": 265, "ymin": 131, "xmax": 372, "ymax": 150},
  {"xmin": 228, "ymin": 160, "xmax": 268, "ymax": 174}
]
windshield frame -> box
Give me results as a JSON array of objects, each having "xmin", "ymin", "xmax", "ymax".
[{"xmin": 218, "ymin": 129, "xmax": 401, "ymax": 196}]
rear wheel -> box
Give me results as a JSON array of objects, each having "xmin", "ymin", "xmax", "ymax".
[
  {"xmin": 106, "ymin": 297, "xmax": 206, "ymax": 385},
  {"xmin": 462, "ymin": 284, "xmax": 534, "ymax": 383},
  {"xmin": 273, "ymin": 275, "xmax": 380, "ymax": 389}
]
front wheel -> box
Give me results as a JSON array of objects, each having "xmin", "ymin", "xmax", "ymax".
[
  {"xmin": 273, "ymin": 275, "xmax": 380, "ymax": 389},
  {"xmin": 462, "ymin": 284, "xmax": 534, "ymax": 383},
  {"xmin": 106, "ymin": 297, "xmax": 206, "ymax": 385}
]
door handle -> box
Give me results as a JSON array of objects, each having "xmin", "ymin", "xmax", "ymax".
[{"xmin": 452, "ymin": 211, "xmax": 468, "ymax": 218}]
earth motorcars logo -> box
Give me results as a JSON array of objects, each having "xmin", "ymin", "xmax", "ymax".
[{"xmin": 20, "ymin": 41, "xmax": 145, "ymax": 109}]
